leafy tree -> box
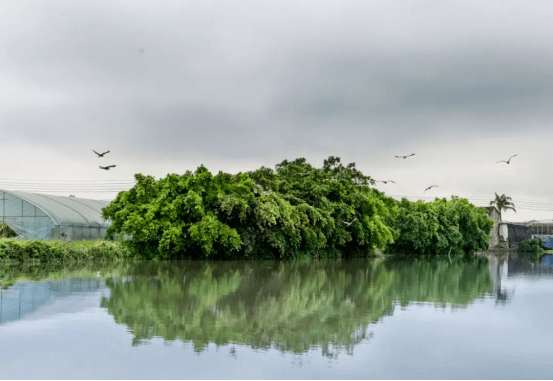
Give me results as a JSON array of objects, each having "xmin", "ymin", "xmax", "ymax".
[
  {"xmin": 102, "ymin": 157, "xmax": 492, "ymax": 260},
  {"xmin": 102, "ymin": 169, "xmax": 249, "ymax": 259},
  {"xmin": 102, "ymin": 157, "xmax": 398, "ymax": 259},
  {"xmin": 386, "ymin": 197, "xmax": 494, "ymax": 257},
  {"xmin": 489, "ymin": 193, "xmax": 516, "ymax": 221},
  {"xmin": 246, "ymin": 157, "xmax": 397, "ymax": 258}
]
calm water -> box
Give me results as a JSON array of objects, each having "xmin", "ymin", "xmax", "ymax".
[{"xmin": 1, "ymin": 253, "xmax": 552, "ymax": 379}]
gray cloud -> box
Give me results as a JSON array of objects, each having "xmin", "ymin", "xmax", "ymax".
[{"xmin": 2, "ymin": 0, "xmax": 553, "ymax": 217}]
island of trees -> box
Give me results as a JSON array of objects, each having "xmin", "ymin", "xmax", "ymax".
[{"xmin": 101, "ymin": 156, "xmax": 494, "ymax": 260}]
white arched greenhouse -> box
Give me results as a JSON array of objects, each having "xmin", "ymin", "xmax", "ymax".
[{"xmin": 0, "ymin": 190, "xmax": 112, "ymax": 241}]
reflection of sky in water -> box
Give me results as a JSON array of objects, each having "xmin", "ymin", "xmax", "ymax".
[
  {"xmin": 0, "ymin": 259, "xmax": 552, "ymax": 379},
  {"xmin": 0, "ymin": 278, "xmax": 106, "ymax": 325},
  {"xmin": 542, "ymin": 255, "xmax": 552, "ymax": 267}
]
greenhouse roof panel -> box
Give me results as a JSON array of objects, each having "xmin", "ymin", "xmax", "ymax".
[{"xmin": 0, "ymin": 190, "xmax": 112, "ymax": 227}]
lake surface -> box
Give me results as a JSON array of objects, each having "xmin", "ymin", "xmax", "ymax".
[{"xmin": 1, "ymin": 253, "xmax": 552, "ymax": 379}]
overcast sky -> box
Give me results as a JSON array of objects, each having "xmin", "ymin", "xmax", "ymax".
[{"xmin": 2, "ymin": 0, "xmax": 553, "ymax": 221}]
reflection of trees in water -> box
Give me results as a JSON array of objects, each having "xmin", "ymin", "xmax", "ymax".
[
  {"xmin": 101, "ymin": 259, "xmax": 396, "ymax": 356},
  {"xmin": 385, "ymin": 255, "xmax": 493, "ymax": 309},
  {"xmin": 0, "ymin": 261, "xmax": 133, "ymax": 289},
  {"xmin": 100, "ymin": 257, "xmax": 493, "ymax": 356},
  {"xmin": 508, "ymin": 253, "xmax": 553, "ymax": 275}
]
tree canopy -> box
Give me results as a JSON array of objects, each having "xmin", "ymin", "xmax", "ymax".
[
  {"xmin": 102, "ymin": 157, "xmax": 398, "ymax": 259},
  {"xmin": 386, "ymin": 197, "xmax": 494, "ymax": 257},
  {"xmin": 101, "ymin": 157, "xmax": 494, "ymax": 259}
]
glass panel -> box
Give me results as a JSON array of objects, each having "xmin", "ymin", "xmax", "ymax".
[
  {"xmin": 22, "ymin": 201, "xmax": 36, "ymax": 217},
  {"xmin": 3, "ymin": 217, "xmax": 23, "ymax": 236},
  {"xmin": 20, "ymin": 217, "xmax": 54, "ymax": 239},
  {"xmin": 5, "ymin": 194, "xmax": 23, "ymax": 217},
  {"xmin": 35, "ymin": 207, "xmax": 48, "ymax": 217}
]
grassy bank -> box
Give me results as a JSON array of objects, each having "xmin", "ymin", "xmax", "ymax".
[{"xmin": 0, "ymin": 239, "xmax": 133, "ymax": 264}]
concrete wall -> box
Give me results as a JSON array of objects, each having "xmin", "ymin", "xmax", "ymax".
[{"xmin": 488, "ymin": 207, "xmax": 502, "ymax": 248}]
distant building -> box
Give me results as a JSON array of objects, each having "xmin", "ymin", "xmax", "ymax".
[
  {"xmin": 486, "ymin": 207, "xmax": 539, "ymax": 248},
  {"xmin": 526, "ymin": 221, "xmax": 553, "ymax": 235},
  {"xmin": 0, "ymin": 190, "xmax": 112, "ymax": 241},
  {"xmin": 504, "ymin": 223, "xmax": 532, "ymax": 248}
]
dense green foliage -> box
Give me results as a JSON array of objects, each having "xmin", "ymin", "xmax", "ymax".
[
  {"xmin": 101, "ymin": 157, "xmax": 495, "ymax": 259},
  {"xmin": 102, "ymin": 157, "xmax": 398, "ymax": 259},
  {"xmin": 387, "ymin": 197, "xmax": 494, "ymax": 257},
  {"xmin": 0, "ymin": 239, "xmax": 133, "ymax": 264}
]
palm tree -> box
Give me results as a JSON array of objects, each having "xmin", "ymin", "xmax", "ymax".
[{"xmin": 489, "ymin": 193, "xmax": 516, "ymax": 221}]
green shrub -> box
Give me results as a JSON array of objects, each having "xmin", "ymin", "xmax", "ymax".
[
  {"xmin": 517, "ymin": 238, "xmax": 545, "ymax": 262},
  {"xmin": 0, "ymin": 239, "xmax": 133, "ymax": 264}
]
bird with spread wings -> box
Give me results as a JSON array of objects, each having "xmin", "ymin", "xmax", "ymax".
[
  {"xmin": 342, "ymin": 218, "xmax": 357, "ymax": 227},
  {"xmin": 496, "ymin": 154, "xmax": 517, "ymax": 164},
  {"xmin": 424, "ymin": 185, "xmax": 438, "ymax": 193},
  {"xmin": 99, "ymin": 165, "xmax": 116, "ymax": 170},
  {"xmin": 395, "ymin": 153, "xmax": 415, "ymax": 159},
  {"xmin": 93, "ymin": 150, "xmax": 110, "ymax": 158}
]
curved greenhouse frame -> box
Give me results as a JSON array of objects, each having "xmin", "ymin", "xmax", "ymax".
[{"xmin": 0, "ymin": 190, "xmax": 112, "ymax": 241}]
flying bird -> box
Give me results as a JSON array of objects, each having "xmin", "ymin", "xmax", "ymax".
[
  {"xmin": 342, "ymin": 218, "xmax": 357, "ymax": 227},
  {"xmin": 395, "ymin": 153, "xmax": 415, "ymax": 159},
  {"xmin": 496, "ymin": 154, "xmax": 517, "ymax": 164},
  {"xmin": 99, "ymin": 165, "xmax": 116, "ymax": 170},
  {"xmin": 376, "ymin": 180, "xmax": 396, "ymax": 184},
  {"xmin": 93, "ymin": 150, "xmax": 110, "ymax": 158},
  {"xmin": 424, "ymin": 185, "xmax": 438, "ymax": 193}
]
